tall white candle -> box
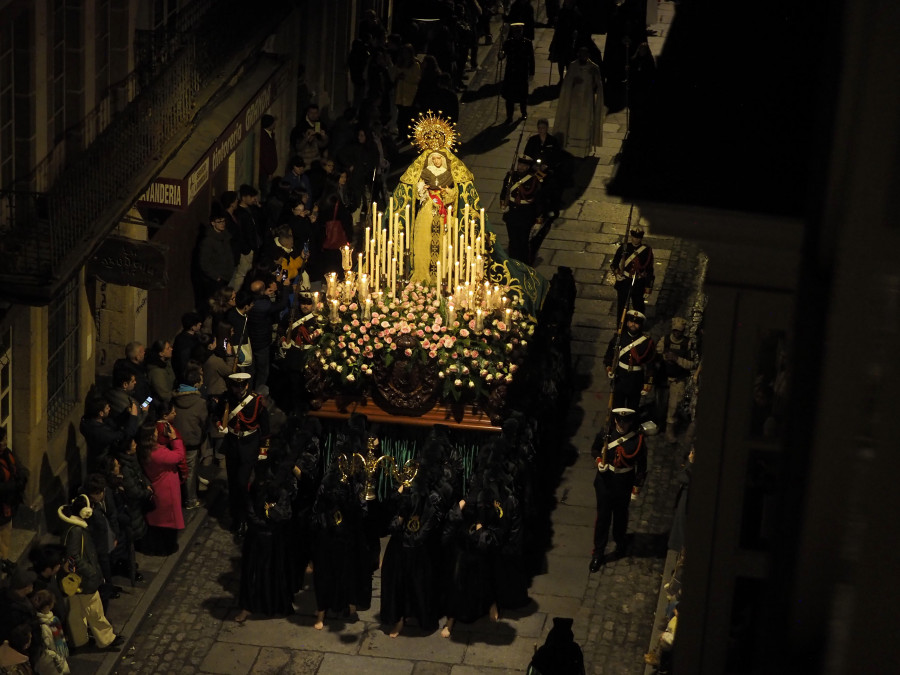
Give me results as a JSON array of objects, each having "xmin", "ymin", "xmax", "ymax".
[
  {"xmin": 447, "ymin": 245, "xmax": 452, "ymax": 286},
  {"xmin": 436, "ymin": 261, "xmax": 442, "ymax": 292},
  {"xmin": 466, "ymin": 246, "xmax": 472, "ymax": 285},
  {"xmin": 405, "ymin": 204, "xmax": 411, "ymax": 249},
  {"xmin": 372, "ymin": 203, "xmax": 377, "ymax": 231},
  {"xmin": 398, "ymin": 233, "xmax": 404, "ymax": 278}
]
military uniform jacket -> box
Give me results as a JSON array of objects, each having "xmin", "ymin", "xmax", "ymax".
[
  {"xmin": 611, "ymin": 242, "xmax": 655, "ymax": 291},
  {"xmin": 604, "ymin": 330, "xmax": 656, "ymax": 382},
  {"xmin": 219, "ymin": 391, "xmax": 270, "ymax": 439},
  {"xmin": 501, "ymin": 170, "xmax": 541, "ymax": 208},
  {"xmin": 591, "ymin": 425, "xmax": 648, "ymax": 485}
]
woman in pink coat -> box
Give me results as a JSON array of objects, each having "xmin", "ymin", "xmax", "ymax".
[{"xmin": 136, "ymin": 410, "xmax": 185, "ymax": 556}]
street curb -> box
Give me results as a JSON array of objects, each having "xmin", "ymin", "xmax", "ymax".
[
  {"xmin": 92, "ymin": 489, "xmax": 220, "ymax": 675},
  {"xmin": 644, "ymin": 548, "xmax": 678, "ymax": 675}
]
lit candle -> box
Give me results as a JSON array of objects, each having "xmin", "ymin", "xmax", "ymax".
[
  {"xmin": 372, "ymin": 203, "xmax": 378, "ymax": 230},
  {"xmin": 330, "ymin": 299, "xmax": 339, "ymax": 323},
  {"xmin": 398, "ymin": 233, "xmax": 404, "ymax": 278},
  {"xmin": 466, "ymin": 246, "xmax": 472, "ymax": 285},
  {"xmin": 447, "ymin": 245, "xmax": 452, "ymax": 285},
  {"xmin": 389, "ymin": 197, "xmax": 394, "ymax": 224},
  {"xmin": 476, "ymin": 308, "xmax": 484, "ymax": 332},
  {"xmin": 363, "ymin": 297, "xmax": 372, "ymax": 320},
  {"xmin": 464, "ymin": 203, "xmax": 470, "ymax": 229},
  {"xmin": 357, "ymin": 252, "xmax": 362, "ymax": 274},
  {"xmin": 505, "ymin": 307, "xmax": 512, "ymax": 328},
  {"xmin": 448, "ymin": 303, "xmax": 454, "ymax": 324},
  {"xmin": 454, "ymin": 261, "xmax": 460, "ymax": 292},
  {"xmin": 391, "ymin": 257, "xmax": 397, "ymax": 296},
  {"xmin": 313, "ymin": 291, "xmax": 319, "ymax": 309}
]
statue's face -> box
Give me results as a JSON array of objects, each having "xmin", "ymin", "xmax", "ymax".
[{"xmin": 430, "ymin": 154, "xmax": 444, "ymax": 168}]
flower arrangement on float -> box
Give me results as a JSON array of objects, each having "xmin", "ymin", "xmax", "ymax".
[{"xmin": 310, "ymin": 280, "xmax": 535, "ymax": 403}]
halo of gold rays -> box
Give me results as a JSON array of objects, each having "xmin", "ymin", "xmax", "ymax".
[{"xmin": 410, "ymin": 110, "xmax": 458, "ymax": 153}]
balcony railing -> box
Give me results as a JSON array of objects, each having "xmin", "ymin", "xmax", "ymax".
[{"xmin": 0, "ymin": 0, "xmax": 290, "ymax": 302}]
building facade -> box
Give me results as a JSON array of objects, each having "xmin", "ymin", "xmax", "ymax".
[{"xmin": 0, "ymin": 0, "xmax": 367, "ymax": 555}]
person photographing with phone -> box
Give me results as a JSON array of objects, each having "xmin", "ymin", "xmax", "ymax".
[{"xmin": 135, "ymin": 406, "xmax": 186, "ymax": 556}]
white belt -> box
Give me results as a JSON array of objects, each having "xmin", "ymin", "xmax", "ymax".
[
  {"xmin": 611, "ymin": 466, "xmax": 634, "ymax": 474},
  {"xmin": 617, "ymin": 363, "xmax": 643, "ymax": 372},
  {"xmin": 228, "ymin": 428, "xmax": 258, "ymax": 437}
]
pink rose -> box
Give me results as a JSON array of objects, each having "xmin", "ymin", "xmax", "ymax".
[
  {"xmin": 404, "ymin": 348, "xmax": 413, "ymax": 357},
  {"xmin": 429, "ymin": 350, "xmax": 438, "ymax": 359},
  {"xmin": 459, "ymin": 329, "xmax": 470, "ymax": 338},
  {"xmin": 390, "ymin": 343, "xmax": 397, "ymax": 350},
  {"xmin": 416, "ymin": 329, "xmax": 425, "ymax": 338}
]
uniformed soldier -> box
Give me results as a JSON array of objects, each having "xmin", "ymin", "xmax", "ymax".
[
  {"xmin": 500, "ymin": 155, "xmax": 543, "ymax": 263},
  {"xmin": 589, "ymin": 407, "xmax": 647, "ymax": 572},
  {"xmin": 610, "ymin": 227, "xmax": 654, "ymax": 320},
  {"xmin": 604, "ymin": 309, "xmax": 655, "ymax": 411},
  {"xmin": 217, "ymin": 372, "xmax": 270, "ymax": 536},
  {"xmin": 657, "ymin": 316, "xmax": 694, "ymax": 443},
  {"xmin": 499, "ymin": 23, "xmax": 535, "ymax": 123}
]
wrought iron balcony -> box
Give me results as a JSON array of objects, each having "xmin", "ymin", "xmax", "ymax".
[{"xmin": 0, "ymin": 0, "xmax": 290, "ymax": 304}]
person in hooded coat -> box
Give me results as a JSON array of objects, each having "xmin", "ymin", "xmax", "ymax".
[
  {"xmin": 284, "ymin": 416, "xmax": 324, "ymax": 594},
  {"xmin": 310, "ymin": 455, "xmax": 368, "ymax": 630},
  {"xmin": 379, "ymin": 442, "xmax": 449, "ymax": 637},
  {"xmin": 234, "ymin": 441, "xmax": 298, "ymax": 622}
]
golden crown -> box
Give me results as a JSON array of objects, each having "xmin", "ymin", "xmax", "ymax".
[{"xmin": 410, "ymin": 110, "xmax": 458, "ymax": 153}]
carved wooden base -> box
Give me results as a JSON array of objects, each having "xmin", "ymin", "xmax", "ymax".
[{"xmin": 308, "ymin": 397, "xmax": 501, "ymax": 431}]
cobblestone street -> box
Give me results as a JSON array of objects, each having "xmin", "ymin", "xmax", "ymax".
[{"xmin": 68, "ymin": 4, "xmax": 708, "ymax": 674}]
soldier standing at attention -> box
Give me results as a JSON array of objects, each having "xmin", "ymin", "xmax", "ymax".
[
  {"xmin": 589, "ymin": 408, "xmax": 648, "ymax": 572},
  {"xmin": 610, "ymin": 226, "xmax": 654, "ymax": 319},
  {"xmin": 500, "ymin": 155, "xmax": 543, "ymax": 264},
  {"xmin": 604, "ymin": 309, "xmax": 655, "ymax": 411}
]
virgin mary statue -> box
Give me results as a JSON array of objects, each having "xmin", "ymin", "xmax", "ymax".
[{"xmin": 389, "ymin": 112, "xmax": 548, "ymax": 314}]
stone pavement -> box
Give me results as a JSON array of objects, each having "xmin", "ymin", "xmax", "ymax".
[{"xmin": 68, "ymin": 4, "xmax": 704, "ymax": 674}]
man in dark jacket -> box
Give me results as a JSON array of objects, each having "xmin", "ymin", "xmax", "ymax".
[
  {"xmin": 172, "ymin": 312, "xmax": 203, "ymax": 384},
  {"xmin": 247, "ymin": 277, "xmax": 290, "ymax": 389},
  {"xmin": 80, "ymin": 396, "xmax": 139, "ymax": 473},
  {"xmin": 198, "ymin": 210, "xmax": 235, "ymax": 302},
  {"xmin": 112, "ymin": 341, "xmax": 151, "ymax": 403},
  {"xmin": 84, "ymin": 472, "xmax": 122, "ymax": 610}
]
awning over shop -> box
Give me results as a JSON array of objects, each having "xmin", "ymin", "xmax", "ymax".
[{"xmin": 137, "ymin": 56, "xmax": 290, "ymax": 211}]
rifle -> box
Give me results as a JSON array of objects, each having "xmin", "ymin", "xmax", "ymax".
[
  {"xmin": 599, "ymin": 205, "xmax": 638, "ymax": 471},
  {"xmin": 598, "ymin": 274, "xmax": 636, "ymax": 471}
]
